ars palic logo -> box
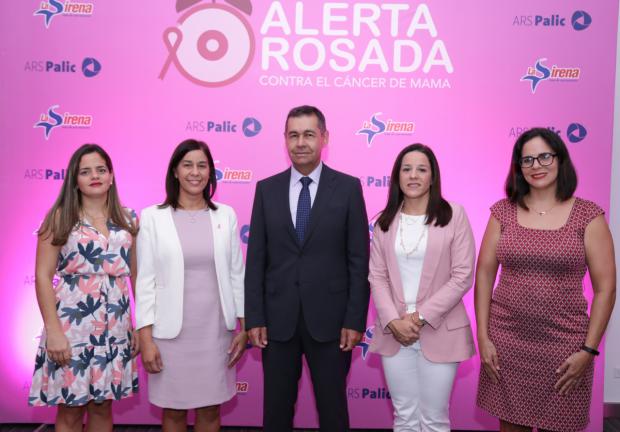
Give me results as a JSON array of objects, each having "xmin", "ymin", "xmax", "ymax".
[
  {"xmin": 566, "ymin": 123, "xmax": 587, "ymax": 143},
  {"xmin": 24, "ymin": 57, "xmax": 101, "ymax": 78},
  {"xmin": 571, "ymin": 11, "xmax": 592, "ymax": 31},
  {"xmin": 159, "ymin": 0, "xmax": 255, "ymax": 87},
  {"xmin": 512, "ymin": 10, "xmax": 591, "ymax": 31}
]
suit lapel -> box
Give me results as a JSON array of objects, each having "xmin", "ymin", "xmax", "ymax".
[
  {"xmin": 386, "ymin": 220, "xmax": 406, "ymax": 304},
  {"xmin": 417, "ymin": 222, "xmax": 444, "ymax": 301},
  {"xmin": 301, "ymin": 165, "xmax": 336, "ymax": 247},
  {"xmin": 161, "ymin": 206, "xmax": 184, "ymax": 264},
  {"xmin": 208, "ymin": 205, "xmax": 222, "ymax": 253},
  {"xmin": 278, "ymin": 169, "xmax": 299, "ymax": 247}
]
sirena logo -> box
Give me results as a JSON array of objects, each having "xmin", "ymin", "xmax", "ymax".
[
  {"xmin": 357, "ymin": 113, "xmax": 415, "ymax": 147},
  {"xmin": 355, "ymin": 326, "xmax": 374, "ymax": 360},
  {"xmin": 235, "ymin": 381, "xmax": 249, "ymax": 393},
  {"xmin": 566, "ymin": 123, "xmax": 587, "ymax": 143},
  {"xmin": 240, "ymin": 224, "xmax": 250, "ymax": 244},
  {"xmin": 159, "ymin": 0, "xmax": 255, "ymax": 87},
  {"xmin": 571, "ymin": 11, "xmax": 592, "ymax": 31},
  {"xmin": 34, "ymin": 105, "xmax": 93, "ymax": 140},
  {"xmin": 521, "ymin": 58, "xmax": 580, "ymax": 94},
  {"xmin": 214, "ymin": 161, "xmax": 253, "ymax": 183},
  {"xmin": 34, "ymin": 0, "xmax": 94, "ymax": 29}
]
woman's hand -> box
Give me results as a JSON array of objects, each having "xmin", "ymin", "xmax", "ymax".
[
  {"xmin": 130, "ymin": 327, "xmax": 140, "ymax": 358},
  {"xmin": 388, "ymin": 319, "xmax": 420, "ymax": 346},
  {"xmin": 479, "ymin": 336, "xmax": 500, "ymax": 383},
  {"xmin": 46, "ymin": 329, "xmax": 72, "ymax": 367},
  {"xmin": 228, "ymin": 330, "xmax": 249, "ymax": 368},
  {"xmin": 555, "ymin": 350, "xmax": 593, "ymax": 395},
  {"xmin": 408, "ymin": 311, "xmax": 425, "ymax": 328},
  {"xmin": 140, "ymin": 336, "xmax": 163, "ymax": 373}
]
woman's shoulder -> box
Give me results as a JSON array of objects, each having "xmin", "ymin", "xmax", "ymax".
[
  {"xmin": 139, "ymin": 204, "xmax": 169, "ymax": 220},
  {"xmin": 212, "ymin": 201, "xmax": 238, "ymax": 217},
  {"xmin": 121, "ymin": 206, "xmax": 137, "ymax": 220},
  {"xmin": 489, "ymin": 197, "xmax": 512, "ymax": 217},
  {"xmin": 573, "ymin": 196, "xmax": 605, "ymax": 223},
  {"xmin": 447, "ymin": 201, "xmax": 466, "ymax": 214}
]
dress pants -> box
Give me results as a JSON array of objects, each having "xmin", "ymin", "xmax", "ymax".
[
  {"xmin": 382, "ymin": 343, "xmax": 458, "ymax": 432},
  {"xmin": 262, "ymin": 311, "xmax": 352, "ymax": 432}
]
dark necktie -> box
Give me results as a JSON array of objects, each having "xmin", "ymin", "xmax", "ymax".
[{"xmin": 295, "ymin": 177, "xmax": 312, "ymax": 243}]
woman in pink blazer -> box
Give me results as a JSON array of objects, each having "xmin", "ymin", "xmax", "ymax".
[{"xmin": 369, "ymin": 143, "xmax": 476, "ymax": 432}]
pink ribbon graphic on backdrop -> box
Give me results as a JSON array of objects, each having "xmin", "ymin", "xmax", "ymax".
[{"xmin": 158, "ymin": 27, "xmax": 183, "ymax": 80}]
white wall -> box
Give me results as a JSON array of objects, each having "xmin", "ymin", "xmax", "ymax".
[{"xmin": 604, "ymin": 2, "xmax": 620, "ymax": 404}]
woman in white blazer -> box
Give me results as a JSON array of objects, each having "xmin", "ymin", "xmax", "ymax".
[{"xmin": 136, "ymin": 139, "xmax": 246, "ymax": 432}]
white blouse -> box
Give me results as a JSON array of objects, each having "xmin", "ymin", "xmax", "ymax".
[{"xmin": 394, "ymin": 213, "xmax": 428, "ymax": 314}]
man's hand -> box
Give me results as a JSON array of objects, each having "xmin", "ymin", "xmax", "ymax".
[
  {"xmin": 340, "ymin": 328, "xmax": 362, "ymax": 351},
  {"xmin": 248, "ymin": 326, "xmax": 268, "ymax": 348}
]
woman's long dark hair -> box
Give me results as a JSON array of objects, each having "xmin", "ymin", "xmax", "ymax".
[
  {"xmin": 505, "ymin": 127, "xmax": 577, "ymax": 210},
  {"xmin": 376, "ymin": 144, "xmax": 452, "ymax": 232},
  {"xmin": 159, "ymin": 139, "xmax": 218, "ymax": 210},
  {"xmin": 39, "ymin": 144, "xmax": 137, "ymax": 245}
]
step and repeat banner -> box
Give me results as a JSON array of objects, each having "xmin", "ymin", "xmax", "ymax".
[{"xmin": 1, "ymin": 1, "xmax": 618, "ymax": 430}]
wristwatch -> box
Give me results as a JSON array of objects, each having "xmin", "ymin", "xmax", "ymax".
[{"xmin": 418, "ymin": 313, "xmax": 426, "ymax": 326}]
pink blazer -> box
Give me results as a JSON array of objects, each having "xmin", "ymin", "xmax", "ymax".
[{"xmin": 369, "ymin": 202, "xmax": 476, "ymax": 363}]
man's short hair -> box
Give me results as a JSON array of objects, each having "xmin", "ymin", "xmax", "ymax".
[{"xmin": 285, "ymin": 105, "xmax": 327, "ymax": 134}]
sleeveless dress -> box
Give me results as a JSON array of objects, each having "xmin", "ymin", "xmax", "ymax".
[
  {"xmin": 147, "ymin": 209, "xmax": 235, "ymax": 409},
  {"xmin": 477, "ymin": 197, "xmax": 604, "ymax": 431},
  {"xmin": 29, "ymin": 210, "xmax": 138, "ymax": 406}
]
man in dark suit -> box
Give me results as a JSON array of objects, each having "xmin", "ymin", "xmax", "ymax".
[{"xmin": 245, "ymin": 105, "xmax": 370, "ymax": 431}]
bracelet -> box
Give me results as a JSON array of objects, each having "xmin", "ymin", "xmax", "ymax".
[{"xmin": 581, "ymin": 345, "xmax": 600, "ymax": 356}]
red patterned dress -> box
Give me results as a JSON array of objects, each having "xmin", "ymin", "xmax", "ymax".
[{"xmin": 477, "ymin": 197, "xmax": 603, "ymax": 431}]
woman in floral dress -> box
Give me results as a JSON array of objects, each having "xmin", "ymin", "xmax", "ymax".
[{"xmin": 29, "ymin": 144, "xmax": 139, "ymax": 432}]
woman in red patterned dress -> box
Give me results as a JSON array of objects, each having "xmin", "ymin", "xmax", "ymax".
[{"xmin": 475, "ymin": 128, "xmax": 616, "ymax": 431}]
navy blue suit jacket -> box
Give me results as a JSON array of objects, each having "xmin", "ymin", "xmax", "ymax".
[{"xmin": 244, "ymin": 164, "xmax": 370, "ymax": 342}]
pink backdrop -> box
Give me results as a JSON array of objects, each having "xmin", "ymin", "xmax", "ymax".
[{"xmin": 1, "ymin": 1, "xmax": 618, "ymax": 430}]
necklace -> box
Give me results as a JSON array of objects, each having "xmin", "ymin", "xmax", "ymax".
[
  {"xmin": 528, "ymin": 201, "xmax": 558, "ymax": 216},
  {"xmin": 399, "ymin": 213, "xmax": 427, "ymax": 258},
  {"xmin": 402, "ymin": 214, "xmax": 422, "ymax": 225},
  {"xmin": 183, "ymin": 207, "xmax": 206, "ymax": 223},
  {"xmin": 82, "ymin": 211, "xmax": 108, "ymax": 223}
]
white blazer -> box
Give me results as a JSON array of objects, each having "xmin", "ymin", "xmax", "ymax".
[{"xmin": 135, "ymin": 202, "xmax": 245, "ymax": 338}]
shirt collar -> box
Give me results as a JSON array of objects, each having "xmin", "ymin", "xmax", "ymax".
[{"xmin": 291, "ymin": 162, "xmax": 322, "ymax": 186}]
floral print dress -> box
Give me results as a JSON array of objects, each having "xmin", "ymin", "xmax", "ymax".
[{"xmin": 29, "ymin": 211, "xmax": 138, "ymax": 406}]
